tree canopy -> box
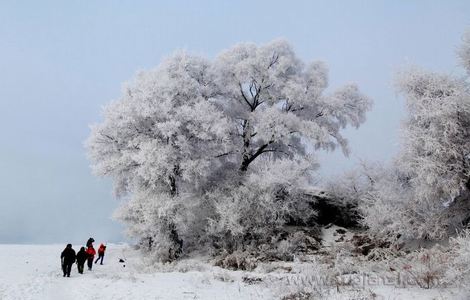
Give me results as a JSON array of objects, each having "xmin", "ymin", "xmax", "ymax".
[{"xmin": 87, "ymin": 40, "xmax": 371, "ymax": 260}]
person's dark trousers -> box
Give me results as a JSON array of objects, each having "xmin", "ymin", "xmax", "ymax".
[
  {"xmin": 87, "ymin": 257, "xmax": 93, "ymax": 270},
  {"xmin": 95, "ymin": 254, "xmax": 104, "ymax": 265},
  {"xmin": 77, "ymin": 262, "xmax": 84, "ymax": 274},
  {"xmin": 63, "ymin": 263, "xmax": 73, "ymax": 277}
]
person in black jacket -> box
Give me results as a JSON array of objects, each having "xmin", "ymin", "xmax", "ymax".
[
  {"xmin": 76, "ymin": 247, "xmax": 87, "ymax": 274},
  {"xmin": 86, "ymin": 237, "xmax": 95, "ymax": 248},
  {"xmin": 60, "ymin": 244, "xmax": 76, "ymax": 277}
]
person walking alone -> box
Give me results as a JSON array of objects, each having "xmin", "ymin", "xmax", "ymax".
[
  {"xmin": 95, "ymin": 243, "xmax": 106, "ymax": 265},
  {"xmin": 60, "ymin": 244, "xmax": 76, "ymax": 277}
]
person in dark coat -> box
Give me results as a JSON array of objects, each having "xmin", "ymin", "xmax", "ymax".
[
  {"xmin": 60, "ymin": 244, "xmax": 76, "ymax": 277},
  {"xmin": 86, "ymin": 237, "xmax": 95, "ymax": 248},
  {"xmin": 76, "ymin": 247, "xmax": 87, "ymax": 274},
  {"xmin": 95, "ymin": 243, "xmax": 106, "ymax": 265}
]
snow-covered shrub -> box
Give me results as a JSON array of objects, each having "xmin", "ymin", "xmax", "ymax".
[
  {"xmin": 212, "ymin": 230, "xmax": 320, "ymax": 270},
  {"xmin": 278, "ymin": 260, "xmax": 332, "ymax": 300},
  {"xmin": 284, "ymin": 231, "xmax": 320, "ymax": 254},
  {"xmin": 361, "ymin": 162, "xmax": 470, "ymax": 241},
  {"xmin": 325, "ymin": 162, "xmax": 383, "ymax": 228},
  {"xmin": 262, "ymin": 231, "xmax": 320, "ymax": 262},
  {"xmin": 281, "ymin": 291, "xmax": 314, "ymax": 300},
  {"xmin": 277, "ymin": 256, "xmax": 378, "ymax": 300},
  {"xmin": 445, "ymin": 230, "xmax": 470, "ymax": 285},
  {"xmin": 280, "ymin": 289, "xmax": 377, "ymax": 300},
  {"xmin": 206, "ymin": 157, "xmax": 319, "ymax": 255},
  {"xmin": 213, "ymin": 250, "xmax": 258, "ymax": 271},
  {"xmin": 327, "ymin": 162, "xmax": 419, "ymax": 242},
  {"xmin": 326, "ymin": 167, "xmax": 370, "ymax": 208},
  {"xmin": 359, "ymin": 166, "xmax": 417, "ymax": 241},
  {"xmin": 400, "ymin": 247, "xmax": 451, "ymax": 289},
  {"xmin": 378, "ymin": 230, "xmax": 470, "ymax": 289}
]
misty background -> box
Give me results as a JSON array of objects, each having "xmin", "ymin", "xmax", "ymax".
[{"xmin": 0, "ymin": 0, "xmax": 469, "ymax": 244}]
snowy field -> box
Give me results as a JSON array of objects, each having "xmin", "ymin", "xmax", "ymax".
[
  {"xmin": 0, "ymin": 244, "xmax": 274, "ymax": 300},
  {"xmin": 1, "ymin": 242, "xmax": 469, "ymax": 300}
]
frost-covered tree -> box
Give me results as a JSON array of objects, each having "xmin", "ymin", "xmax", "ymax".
[
  {"xmin": 87, "ymin": 40, "xmax": 371, "ymax": 260},
  {"xmin": 360, "ymin": 31, "xmax": 470, "ymax": 240},
  {"xmin": 393, "ymin": 67, "xmax": 470, "ymax": 239},
  {"xmin": 87, "ymin": 53, "xmax": 229, "ymax": 259},
  {"xmin": 212, "ymin": 41, "xmax": 370, "ymax": 172}
]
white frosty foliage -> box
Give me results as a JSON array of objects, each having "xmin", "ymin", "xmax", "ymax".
[
  {"xmin": 392, "ymin": 66, "xmax": 470, "ymax": 239},
  {"xmin": 397, "ymin": 68, "xmax": 470, "ymax": 201},
  {"xmin": 87, "ymin": 40, "xmax": 371, "ymax": 260},
  {"xmin": 458, "ymin": 29, "xmax": 470, "ymax": 74},
  {"xmin": 87, "ymin": 53, "xmax": 228, "ymax": 198},
  {"xmin": 356, "ymin": 32, "xmax": 470, "ymax": 241}
]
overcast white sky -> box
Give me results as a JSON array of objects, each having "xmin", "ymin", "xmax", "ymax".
[{"xmin": 0, "ymin": 0, "xmax": 469, "ymax": 244}]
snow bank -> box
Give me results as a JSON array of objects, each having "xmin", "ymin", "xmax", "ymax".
[{"xmin": 0, "ymin": 244, "xmax": 273, "ymax": 300}]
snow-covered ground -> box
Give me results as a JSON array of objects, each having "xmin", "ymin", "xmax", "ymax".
[
  {"xmin": 0, "ymin": 244, "xmax": 273, "ymax": 300},
  {"xmin": 0, "ymin": 242, "xmax": 469, "ymax": 300}
]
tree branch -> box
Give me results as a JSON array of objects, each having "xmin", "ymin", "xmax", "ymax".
[
  {"xmin": 240, "ymin": 140, "xmax": 275, "ymax": 171},
  {"xmin": 239, "ymin": 82, "xmax": 254, "ymax": 110},
  {"xmin": 215, "ymin": 151, "xmax": 236, "ymax": 158},
  {"xmin": 267, "ymin": 53, "xmax": 279, "ymax": 69}
]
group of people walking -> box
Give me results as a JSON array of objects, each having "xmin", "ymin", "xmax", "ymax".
[{"xmin": 60, "ymin": 237, "xmax": 107, "ymax": 277}]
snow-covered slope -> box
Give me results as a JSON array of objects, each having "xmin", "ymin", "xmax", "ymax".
[{"xmin": 0, "ymin": 244, "xmax": 273, "ymax": 300}]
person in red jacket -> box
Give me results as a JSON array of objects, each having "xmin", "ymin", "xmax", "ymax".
[
  {"xmin": 86, "ymin": 245, "xmax": 96, "ymax": 271},
  {"xmin": 95, "ymin": 243, "xmax": 106, "ymax": 265}
]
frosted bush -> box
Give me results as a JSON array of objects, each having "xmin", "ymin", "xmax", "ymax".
[
  {"xmin": 400, "ymin": 247, "xmax": 451, "ymax": 289},
  {"xmin": 213, "ymin": 250, "xmax": 258, "ymax": 271},
  {"xmin": 279, "ymin": 260, "xmax": 333, "ymax": 300},
  {"xmin": 445, "ymin": 230, "xmax": 470, "ymax": 286}
]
